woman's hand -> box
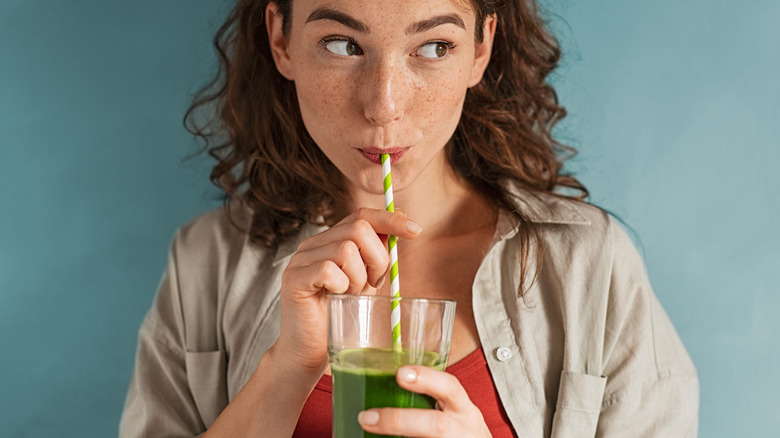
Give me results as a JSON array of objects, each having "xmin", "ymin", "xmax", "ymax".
[
  {"xmin": 358, "ymin": 365, "xmax": 492, "ymax": 438},
  {"xmin": 272, "ymin": 208, "xmax": 423, "ymax": 373}
]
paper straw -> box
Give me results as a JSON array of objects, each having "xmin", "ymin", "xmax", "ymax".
[{"xmin": 381, "ymin": 153, "xmax": 402, "ymax": 352}]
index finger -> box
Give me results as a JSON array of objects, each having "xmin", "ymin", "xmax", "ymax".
[
  {"xmin": 337, "ymin": 208, "xmax": 422, "ymax": 286},
  {"xmin": 296, "ymin": 208, "xmax": 421, "ymax": 288},
  {"xmin": 338, "ymin": 207, "xmax": 423, "ymax": 239}
]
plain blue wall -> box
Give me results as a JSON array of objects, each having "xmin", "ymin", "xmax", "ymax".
[{"xmin": 1, "ymin": 0, "xmax": 777, "ymax": 436}]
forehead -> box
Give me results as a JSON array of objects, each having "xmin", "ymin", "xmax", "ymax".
[{"xmin": 290, "ymin": 0, "xmax": 478, "ymax": 27}]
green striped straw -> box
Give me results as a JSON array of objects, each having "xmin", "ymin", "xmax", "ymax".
[{"xmin": 381, "ymin": 153, "xmax": 402, "ymax": 353}]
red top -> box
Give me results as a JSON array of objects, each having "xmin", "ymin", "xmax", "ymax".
[{"xmin": 293, "ymin": 348, "xmax": 517, "ymax": 437}]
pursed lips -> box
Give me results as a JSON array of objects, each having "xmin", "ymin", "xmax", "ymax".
[{"xmin": 358, "ymin": 147, "xmax": 409, "ymax": 164}]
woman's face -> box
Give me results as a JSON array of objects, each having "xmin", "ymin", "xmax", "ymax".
[{"xmin": 267, "ymin": 0, "xmax": 495, "ymax": 200}]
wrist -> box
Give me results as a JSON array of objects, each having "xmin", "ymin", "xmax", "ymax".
[
  {"xmin": 264, "ymin": 338, "xmax": 329, "ymax": 376},
  {"xmin": 261, "ymin": 342, "xmax": 328, "ymax": 385},
  {"xmin": 202, "ymin": 343, "xmax": 326, "ymax": 437}
]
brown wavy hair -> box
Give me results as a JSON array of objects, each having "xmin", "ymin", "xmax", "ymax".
[{"xmin": 184, "ymin": 0, "xmax": 588, "ymax": 289}]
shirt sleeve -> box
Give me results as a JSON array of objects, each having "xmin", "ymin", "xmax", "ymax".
[
  {"xmin": 595, "ymin": 222, "xmax": 699, "ymax": 437},
  {"xmin": 119, "ymin": 231, "xmax": 207, "ymax": 437}
]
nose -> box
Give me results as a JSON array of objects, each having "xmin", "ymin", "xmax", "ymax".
[{"xmin": 361, "ymin": 59, "xmax": 407, "ymax": 126}]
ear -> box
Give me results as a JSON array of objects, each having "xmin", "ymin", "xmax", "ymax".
[
  {"xmin": 468, "ymin": 14, "xmax": 497, "ymax": 87},
  {"xmin": 266, "ymin": 2, "xmax": 294, "ymax": 80}
]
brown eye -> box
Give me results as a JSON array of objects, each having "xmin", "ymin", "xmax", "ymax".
[
  {"xmin": 416, "ymin": 41, "xmax": 454, "ymax": 59},
  {"xmin": 435, "ymin": 43, "xmax": 448, "ymax": 57},
  {"xmin": 346, "ymin": 41, "xmax": 361, "ymax": 56},
  {"xmin": 323, "ymin": 39, "xmax": 363, "ymax": 56}
]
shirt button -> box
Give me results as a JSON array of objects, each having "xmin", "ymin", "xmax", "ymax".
[{"xmin": 495, "ymin": 347, "xmax": 513, "ymax": 362}]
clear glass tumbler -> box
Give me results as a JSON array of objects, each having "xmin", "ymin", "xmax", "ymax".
[{"xmin": 328, "ymin": 294, "xmax": 456, "ymax": 438}]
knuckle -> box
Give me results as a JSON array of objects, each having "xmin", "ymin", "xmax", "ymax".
[
  {"xmin": 352, "ymin": 265, "xmax": 368, "ymax": 285},
  {"xmin": 281, "ymin": 267, "xmax": 293, "ymax": 285},
  {"xmin": 444, "ymin": 372, "xmax": 461, "ymax": 387},
  {"xmin": 296, "ymin": 237, "xmax": 313, "ymax": 252},
  {"xmin": 441, "ymin": 374, "xmax": 463, "ymax": 401},
  {"xmin": 432, "ymin": 415, "xmax": 448, "ymax": 435},
  {"xmin": 378, "ymin": 249, "xmax": 390, "ymax": 265},
  {"xmin": 353, "ymin": 207, "xmax": 371, "ymax": 220},
  {"xmin": 443, "ymin": 386, "xmax": 460, "ymax": 403},
  {"xmin": 384, "ymin": 409, "xmax": 403, "ymax": 430},
  {"xmin": 281, "ymin": 263, "xmax": 302, "ymax": 287},
  {"xmin": 352, "ymin": 218, "xmax": 374, "ymax": 236},
  {"xmin": 316, "ymin": 260, "xmax": 338, "ymax": 280},
  {"xmin": 287, "ymin": 251, "xmax": 303, "ymax": 268},
  {"xmin": 392, "ymin": 213, "xmax": 408, "ymax": 228},
  {"xmin": 337, "ymin": 240, "xmax": 358, "ymax": 261}
]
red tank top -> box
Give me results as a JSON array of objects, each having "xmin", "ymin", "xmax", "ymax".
[{"xmin": 293, "ymin": 348, "xmax": 517, "ymax": 437}]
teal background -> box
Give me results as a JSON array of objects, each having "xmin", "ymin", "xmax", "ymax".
[{"xmin": 0, "ymin": 0, "xmax": 777, "ymax": 436}]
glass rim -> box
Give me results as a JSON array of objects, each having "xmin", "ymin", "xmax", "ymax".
[{"xmin": 327, "ymin": 293, "xmax": 456, "ymax": 306}]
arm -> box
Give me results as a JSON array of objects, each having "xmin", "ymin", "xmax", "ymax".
[
  {"xmin": 122, "ymin": 209, "xmax": 420, "ymax": 437},
  {"xmin": 596, "ymin": 223, "xmax": 699, "ymax": 437},
  {"xmin": 203, "ymin": 208, "xmax": 420, "ymax": 437},
  {"xmin": 596, "ymin": 294, "xmax": 699, "ymax": 436},
  {"xmin": 201, "ymin": 345, "xmax": 324, "ymax": 437},
  {"xmin": 119, "ymin": 232, "xmax": 210, "ymax": 437},
  {"xmin": 120, "ymin": 227, "xmax": 325, "ymax": 438}
]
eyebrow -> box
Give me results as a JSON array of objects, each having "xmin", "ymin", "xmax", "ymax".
[
  {"xmin": 305, "ymin": 8, "xmax": 466, "ymax": 35},
  {"xmin": 305, "ymin": 8, "xmax": 369, "ymax": 33},
  {"xmin": 406, "ymin": 14, "xmax": 465, "ymax": 34}
]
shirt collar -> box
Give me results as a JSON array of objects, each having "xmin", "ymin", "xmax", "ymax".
[
  {"xmin": 272, "ymin": 183, "xmax": 591, "ymax": 265},
  {"xmin": 493, "ymin": 183, "xmax": 592, "ymax": 244},
  {"xmin": 507, "ymin": 183, "xmax": 591, "ymax": 225}
]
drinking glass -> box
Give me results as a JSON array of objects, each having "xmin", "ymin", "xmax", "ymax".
[{"xmin": 328, "ymin": 294, "xmax": 456, "ymax": 438}]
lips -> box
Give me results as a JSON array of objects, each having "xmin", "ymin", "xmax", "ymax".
[{"xmin": 358, "ymin": 147, "xmax": 409, "ymax": 164}]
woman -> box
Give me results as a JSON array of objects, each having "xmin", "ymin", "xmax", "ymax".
[{"xmin": 120, "ymin": 0, "xmax": 699, "ymax": 436}]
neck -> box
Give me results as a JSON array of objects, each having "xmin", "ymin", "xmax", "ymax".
[{"xmin": 343, "ymin": 153, "xmax": 496, "ymax": 239}]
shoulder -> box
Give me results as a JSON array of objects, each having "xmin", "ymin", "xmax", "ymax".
[
  {"xmin": 169, "ymin": 207, "xmax": 328, "ymax": 289},
  {"xmin": 505, "ymin": 191, "xmax": 654, "ymax": 328},
  {"xmin": 557, "ymin": 198, "xmax": 635, "ymax": 258},
  {"xmin": 169, "ymin": 208, "xmax": 271, "ymax": 296},
  {"xmin": 174, "ymin": 207, "xmax": 247, "ymax": 254},
  {"xmin": 537, "ymin": 196, "xmax": 648, "ymax": 298},
  {"xmin": 508, "ymin": 189, "xmax": 633, "ymax": 263},
  {"xmin": 171, "ymin": 206, "xmax": 275, "ymax": 266}
]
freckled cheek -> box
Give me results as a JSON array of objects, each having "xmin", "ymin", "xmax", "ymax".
[
  {"xmin": 416, "ymin": 82, "xmax": 466, "ymax": 128},
  {"xmin": 298, "ymin": 77, "xmax": 354, "ymax": 129}
]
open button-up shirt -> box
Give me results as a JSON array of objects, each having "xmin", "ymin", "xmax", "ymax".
[{"xmin": 120, "ymin": 190, "xmax": 699, "ymax": 437}]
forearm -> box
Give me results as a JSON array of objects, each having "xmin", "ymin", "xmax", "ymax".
[{"xmin": 202, "ymin": 344, "xmax": 325, "ymax": 438}]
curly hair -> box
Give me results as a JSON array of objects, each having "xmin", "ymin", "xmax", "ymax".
[{"xmin": 184, "ymin": 0, "xmax": 588, "ymax": 290}]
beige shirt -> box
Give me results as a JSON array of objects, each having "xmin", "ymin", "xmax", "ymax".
[{"xmin": 120, "ymin": 190, "xmax": 698, "ymax": 437}]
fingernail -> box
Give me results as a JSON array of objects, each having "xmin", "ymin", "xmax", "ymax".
[
  {"xmin": 404, "ymin": 220, "xmax": 422, "ymax": 234},
  {"xmin": 398, "ymin": 366, "xmax": 417, "ymax": 383},
  {"xmin": 358, "ymin": 410, "xmax": 379, "ymax": 425},
  {"xmin": 376, "ymin": 275, "xmax": 387, "ymax": 289}
]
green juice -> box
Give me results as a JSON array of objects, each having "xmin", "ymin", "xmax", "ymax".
[{"xmin": 332, "ymin": 348, "xmax": 445, "ymax": 438}]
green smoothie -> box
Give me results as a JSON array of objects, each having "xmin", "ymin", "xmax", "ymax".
[{"xmin": 331, "ymin": 348, "xmax": 445, "ymax": 438}]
